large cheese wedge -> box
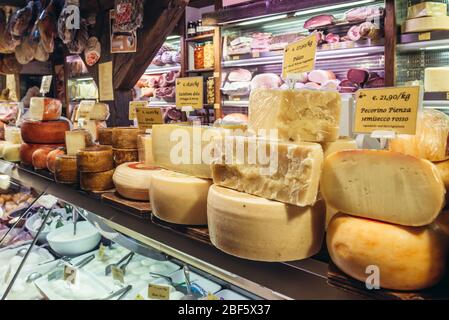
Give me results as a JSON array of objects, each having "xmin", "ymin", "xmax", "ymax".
[
  {"xmin": 80, "ymin": 169, "xmax": 115, "ymax": 191},
  {"xmin": 402, "ymin": 16, "xmax": 449, "ymax": 33},
  {"xmin": 389, "ymin": 109, "xmax": 449, "ymax": 161},
  {"xmin": 152, "ymin": 125, "xmax": 222, "ymax": 179},
  {"xmin": 46, "ymin": 148, "xmax": 66, "ymax": 173},
  {"xmin": 20, "ymin": 143, "xmax": 64, "ymax": 166},
  {"xmin": 21, "ymin": 119, "xmax": 71, "ymax": 144},
  {"xmin": 0, "ymin": 141, "xmax": 12, "ymax": 158},
  {"xmin": 150, "ymin": 170, "xmax": 212, "ymax": 225},
  {"xmin": 2, "ymin": 144, "xmax": 21, "ymax": 162},
  {"xmin": 321, "ymin": 137, "xmax": 357, "ymax": 158},
  {"xmin": 77, "ymin": 146, "xmax": 114, "ymax": 173},
  {"xmin": 113, "ymin": 162, "xmax": 162, "ymax": 201},
  {"xmin": 98, "ymin": 128, "xmax": 113, "ymax": 145},
  {"xmin": 248, "ymin": 89, "xmax": 341, "ymax": 142},
  {"xmin": 90, "ymin": 103, "xmax": 110, "ymax": 121},
  {"xmin": 138, "ymin": 134, "xmax": 154, "ymax": 165},
  {"xmin": 208, "ymin": 185, "xmax": 325, "ymax": 262},
  {"xmin": 425, "ymin": 67, "xmax": 449, "ymax": 92},
  {"xmin": 65, "ymin": 129, "xmax": 94, "ymax": 156},
  {"xmin": 211, "ymin": 136, "xmax": 323, "ymax": 206},
  {"xmin": 112, "ymin": 127, "xmax": 140, "ymax": 149},
  {"xmin": 29, "ymin": 97, "xmax": 62, "ymax": 121},
  {"xmin": 54, "ymin": 155, "xmax": 78, "ymax": 184},
  {"xmin": 408, "ymin": 2, "xmax": 447, "ymax": 19},
  {"xmin": 32, "ymin": 147, "xmax": 54, "ymax": 170},
  {"xmin": 113, "ymin": 148, "xmax": 138, "ymax": 167},
  {"xmin": 327, "ymin": 214, "xmax": 448, "ymax": 291},
  {"xmin": 321, "ymin": 149, "xmax": 445, "ymax": 226},
  {"xmin": 5, "ymin": 126, "xmax": 22, "ymax": 144}
]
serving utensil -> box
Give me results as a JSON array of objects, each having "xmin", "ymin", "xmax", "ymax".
[{"xmin": 105, "ymin": 252, "xmax": 133, "ymax": 276}]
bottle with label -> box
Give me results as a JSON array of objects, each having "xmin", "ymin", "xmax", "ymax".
[
  {"xmin": 194, "ymin": 43, "xmax": 205, "ymax": 70},
  {"xmin": 187, "ymin": 21, "xmax": 196, "ymax": 38},
  {"xmin": 196, "ymin": 20, "xmax": 203, "ymax": 36}
]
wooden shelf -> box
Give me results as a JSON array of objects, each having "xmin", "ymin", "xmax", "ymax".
[
  {"xmin": 185, "ymin": 33, "xmax": 214, "ymax": 42},
  {"xmin": 186, "ymin": 68, "xmax": 215, "ymax": 73}
]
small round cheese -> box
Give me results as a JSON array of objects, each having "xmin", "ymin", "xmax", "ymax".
[
  {"xmin": 98, "ymin": 128, "xmax": 113, "ymax": 145},
  {"xmin": 113, "ymin": 148, "xmax": 138, "ymax": 167},
  {"xmin": 20, "ymin": 143, "xmax": 64, "ymax": 166},
  {"xmin": 54, "ymin": 155, "xmax": 78, "ymax": 184},
  {"xmin": 150, "ymin": 170, "xmax": 212, "ymax": 225},
  {"xmin": 46, "ymin": 148, "xmax": 65, "ymax": 173},
  {"xmin": 112, "ymin": 127, "xmax": 140, "ymax": 149},
  {"xmin": 32, "ymin": 147, "xmax": 54, "ymax": 170},
  {"xmin": 77, "ymin": 146, "xmax": 114, "ymax": 173},
  {"xmin": 80, "ymin": 169, "xmax": 115, "ymax": 191},
  {"xmin": 208, "ymin": 185, "xmax": 325, "ymax": 262}
]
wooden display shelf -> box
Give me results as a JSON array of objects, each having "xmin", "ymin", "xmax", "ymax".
[
  {"xmin": 186, "ymin": 68, "xmax": 215, "ymax": 73},
  {"xmin": 102, "ymin": 192, "xmax": 151, "ymax": 219},
  {"xmin": 151, "ymin": 215, "xmax": 211, "ymax": 245},
  {"xmin": 185, "ymin": 33, "xmax": 214, "ymax": 42}
]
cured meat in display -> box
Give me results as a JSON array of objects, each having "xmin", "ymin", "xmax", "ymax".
[
  {"xmin": 84, "ymin": 37, "xmax": 101, "ymax": 66},
  {"xmin": 345, "ymin": 5, "xmax": 384, "ymax": 23},
  {"xmin": 347, "ymin": 68, "xmax": 369, "ymax": 84},
  {"xmin": 66, "ymin": 20, "xmax": 88, "ymax": 54},
  {"xmin": 228, "ymin": 69, "xmax": 252, "ymax": 82},
  {"xmin": 347, "ymin": 25, "xmax": 361, "ymax": 41},
  {"xmin": 308, "ymin": 70, "xmax": 337, "ymax": 84},
  {"xmin": 7, "ymin": 1, "xmax": 38, "ymax": 38},
  {"xmin": 250, "ymin": 73, "xmax": 282, "ymax": 90},
  {"xmin": 304, "ymin": 15, "xmax": 335, "ymax": 29},
  {"xmin": 114, "ymin": 0, "xmax": 144, "ymax": 32},
  {"xmin": 339, "ymin": 80, "xmax": 359, "ymax": 93}
]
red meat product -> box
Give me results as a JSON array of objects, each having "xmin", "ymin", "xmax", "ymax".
[
  {"xmin": 347, "ymin": 25, "xmax": 361, "ymax": 41},
  {"xmin": 325, "ymin": 33, "xmax": 340, "ymax": 43},
  {"xmin": 304, "ymin": 15, "xmax": 335, "ymax": 29},
  {"xmin": 228, "ymin": 69, "xmax": 252, "ymax": 82},
  {"xmin": 345, "ymin": 6, "xmax": 384, "ymax": 23},
  {"xmin": 365, "ymin": 77, "xmax": 385, "ymax": 88},
  {"xmin": 359, "ymin": 22, "xmax": 380, "ymax": 40},
  {"xmin": 339, "ymin": 80, "xmax": 359, "ymax": 93},
  {"xmin": 164, "ymin": 70, "xmax": 179, "ymax": 86},
  {"xmin": 347, "ymin": 68, "xmax": 369, "ymax": 84},
  {"xmin": 7, "ymin": 1, "xmax": 37, "ymax": 38},
  {"xmin": 251, "ymin": 73, "xmax": 282, "ymax": 90}
]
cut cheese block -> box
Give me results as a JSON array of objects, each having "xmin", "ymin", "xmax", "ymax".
[
  {"xmin": 408, "ymin": 2, "xmax": 447, "ymax": 19},
  {"xmin": 2, "ymin": 144, "xmax": 21, "ymax": 162},
  {"xmin": 113, "ymin": 162, "xmax": 162, "ymax": 201},
  {"xmin": 211, "ymin": 136, "xmax": 323, "ymax": 206},
  {"xmin": 113, "ymin": 148, "xmax": 138, "ymax": 167},
  {"xmin": 425, "ymin": 67, "xmax": 449, "ymax": 92},
  {"xmin": 29, "ymin": 97, "xmax": 62, "ymax": 121},
  {"xmin": 5, "ymin": 126, "xmax": 22, "ymax": 144},
  {"xmin": 138, "ymin": 134, "xmax": 154, "ymax": 165},
  {"xmin": 152, "ymin": 125, "xmax": 223, "ymax": 179},
  {"xmin": 98, "ymin": 128, "xmax": 113, "ymax": 145},
  {"xmin": 0, "ymin": 141, "xmax": 12, "ymax": 158},
  {"xmin": 65, "ymin": 129, "xmax": 94, "ymax": 156},
  {"xmin": 321, "ymin": 137, "xmax": 357, "ymax": 158},
  {"xmin": 77, "ymin": 146, "xmax": 114, "ymax": 173},
  {"xmin": 436, "ymin": 210, "xmax": 449, "ymax": 237},
  {"xmin": 32, "ymin": 147, "xmax": 54, "ymax": 170},
  {"xmin": 112, "ymin": 127, "xmax": 140, "ymax": 149},
  {"xmin": 402, "ymin": 16, "xmax": 449, "ymax": 33},
  {"xmin": 435, "ymin": 159, "xmax": 449, "ymax": 191},
  {"xmin": 75, "ymin": 120, "xmax": 106, "ymax": 142},
  {"xmin": 208, "ymin": 185, "xmax": 325, "ymax": 262},
  {"xmin": 90, "ymin": 103, "xmax": 110, "ymax": 121},
  {"xmin": 389, "ymin": 109, "xmax": 449, "ymax": 162},
  {"xmin": 80, "ymin": 169, "xmax": 115, "ymax": 191},
  {"xmin": 21, "ymin": 119, "xmax": 71, "ymax": 144},
  {"xmin": 248, "ymin": 89, "xmax": 341, "ymax": 142},
  {"xmin": 150, "ymin": 170, "xmax": 212, "ymax": 225},
  {"xmin": 20, "ymin": 143, "xmax": 64, "ymax": 166},
  {"xmin": 54, "ymin": 155, "xmax": 78, "ymax": 184},
  {"xmin": 327, "ymin": 214, "xmax": 448, "ymax": 291},
  {"xmin": 321, "ymin": 149, "xmax": 445, "ymax": 226},
  {"xmin": 46, "ymin": 148, "xmax": 65, "ymax": 173}
]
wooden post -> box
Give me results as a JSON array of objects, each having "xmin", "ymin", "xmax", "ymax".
[{"xmin": 384, "ymin": 0, "xmax": 397, "ymax": 87}]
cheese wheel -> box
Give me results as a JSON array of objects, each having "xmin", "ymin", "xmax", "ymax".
[
  {"xmin": 29, "ymin": 97, "xmax": 62, "ymax": 121},
  {"xmin": 98, "ymin": 128, "xmax": 113, "ymax": 145},
  {"xmin": 137, "ymin": 134, "xmax": 154, "ymax": 165},
  {"xmin": 21, "ymin": 119, "xmax": 71, "ymax": 144},
  {"xmin": 327, "ymin": 214, "xmax": 448, "ymax": 291},
  {"xmin": 2, "ymin": 144, "xmax": 21, "ymax": 162},
  {"xmin": 321, "ymin": 150, "xmax": 445, "ymax": 226},
  {"xmin": 5, "ymin": 126, "xmax": 22, "ymax": 144},
  {"xmin": 20, "ymin": 143, "xmax": 64, "ymax": 166},
  {"xmin": 208, "ymin": 185, "xmax": 325, "ymax": 262},
  {"xmin": 32, "ymin": 147, "xmax": 54, "ymax": 170},
  {"xmin": 46, "ymin": 148, "xmax": 66, "ymax": 173},
  {"xmin": 65, "ymin": 129, "xmax": 94, "ymax": 156},
  {"xmin": 80, "ymin": 169, "xmax": 115, "ymax": 191},
  {"xmin": 0, "ymin": 141, "xmax": 12, "ymax": 158},
  {"xmin": 113, "ymin": 148, "xmax": 138, "ymax": 167},
  {"xmin": 435, "ymin": 160, "xmax": 449, "ymax": 195},
  {"xmin": 77, "ymin": 146, "xmax": 114, "ymax": 173},
  {"xmin": 90, "ymin": 103, "xmax": 110, "ymax": 121},
  {"xmin": 54, "ymin": 155, "xmax": 78, "ymax": 184},
  {"xmin": 113, "ymin": 162, "xmax": 162, "ymax": 201},
  {"xmin": 112, "ymin": 127, "xmax": 140, "ymax": 149},
  {"xmin": 436, "ymin": 210, "xmax": 449, "ymax": 237},
  {"xmin": 150, "ymin": 170, "xmax": 212, "ymax": 225},
  {"xmin": 321, "ymin": 138, "xmax": 357, "ymax": 158}
]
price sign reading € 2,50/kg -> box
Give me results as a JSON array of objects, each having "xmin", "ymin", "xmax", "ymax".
[
  {"xmin": 282, "ymin": 33, "xmax": 317, "ymax": 79},
  {"xmin": 176, "ymin": 77, "xmax": 204, "ymax": 109},
  {"xmin": 354, "ymin": 86, "xmax": 421, "ymax": 135}
]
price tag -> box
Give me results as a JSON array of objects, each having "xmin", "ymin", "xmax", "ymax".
[
  {"xmin": 252, "ymin": 51, "xmax": 260, "ymax": 58},
  {"xmin": 134, "ymin": 294, "xmax": 145, "ymax": 300},
  {"xmin": 64, "ymin": 265, "xmax": 77, "ymax": 284},
  {"xmin": 111, "ymin": 265, "xmax": 125, "ymax": 283},
  {"xmin": 176, "ymin": 77, "xmax": 204, "ymax": 109},
  {"xmin": 354, "ymin": 86, "xmax": 421, "ymax": 135},
  {"xmin": 418, "ymin": 32, "xmax": 431, "ymax": 41},
  {"xmin": 76, "ymin": 100, "xmax": 95, "ymax": 121},
  {"xmin": 232, "ymin": 55, "xmax": 240, "ymax": 60},
  {"xmin": 98, "ymin": 243, "xmax": 107, "ymax": 261},
  {"xmin": 40, "ymin": 75, "xmax": 53, "ymax": 95},
  {"xmin": 129, "ymin": 101, "xmax": 147, "ymax": 120},
  {"xmin": 148, "ymin": 284, "xmax": 170, "ymax": 300},
  {"xmin": 282, "ymin": 33, "xmax": 317, "ymax": 79},
  {"xmin": 205, "ymin": 293, "xmax": 220, "ymax": 300},
  {"xmin": 214, "ymin": 103, "xmax": 220, "ymax": 110},
  {"xmin": 136, "ymin": 107, "xmax": 163, "ymax": 131}
]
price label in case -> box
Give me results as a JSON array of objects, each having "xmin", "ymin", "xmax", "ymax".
[
  {"xmin": 136, "ymin": 107, "xmax": 163, "ymax": 131},
  {"xmin": 282, "ymin": 33, "xmax": 317, "ymax": 79},
  {"xmin": 111, "ymin": 265, "xmax": 125, "ymax": 283},
  {"xmin": 418, "ymin": 32, "xmax": 431, "ymax": 41},
  {"xmin": 98, "ymin": 243, "xmax": 107, "ymax": 261},
  {"xmin": 40, "ymin": 75, "xmax": 53, "ymax": 95},
  {"xmin": 129, "ymin": 101, "xmax": 147, "ymax": 120},
  {"xmin": 354, "ymin": 86, "xmax": 421, "ymax": 135},
  {"xmin": 148, "ymin": 284, "xmax": 170, "ymax": 300},
  {"xmin": 64, "ymin": 265, "xmax": 77, "ymax": 284}
]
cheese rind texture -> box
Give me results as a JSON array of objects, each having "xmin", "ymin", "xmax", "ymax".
[
  {"xmin": 5, "ymin": 126, "xmax": 22, "ymax": 144},
  {"xmin": 138, "ymin": 134, "xmax": 154, "ymax": 165},
  {"xmin": 321, "ymin": 149, "xmax": 445, "ymax": 226},
  {"xmin": 113, "ymin": 148, "xmax": 139, "ymax": 167},
  {"xmin": 112, "ymin": 127, "xmax": 140, "ymax": 149},
  {"xmin": 21, "ymin": 119, "xmax": 71, "ymax": 144},
  {"xmin": 327, "ymin": 214, "xmax": 448, "ymax": 291},
  {"xmin": 321, "ymin": 138, "xmax": 357, "ymax": 158},
  {"xmin": 425, "ymin": 67, "xmax": 449, "ymax": 92},
  {"xmin": 65, "ymin": 130, "xmax": 94, "ymax": 156},
  {"xmin": 20, "ymin": 143, "xmax": 64, "ymax": 166},
  {"xmin": 90, "ymin": 103, "xmax": 110, "ymax": 121},
  {"xmin": 80, "ymin": 169, "xmax": 115, "ymax": 191},
  {"xmin": 402, "ymin": 16, "xmax": 449, "ymax": 33},
  {"xmin": 150, "ymin": 170, "xmax": 211, "ymax": 225},
  {"xmin": 29, "ymin": 97, "xmax": 62, "ymax": 121},
  {"xmin": 208, "ymin": 185, "xmax": 325, "ymax": 262},
  {"xmin": 248, "ymin": 89, "xmax": 341, "ymax": 142},
  {"xmin": 77, "ymin": 146, "xmax": 114, "ymax": 173},
  {"xmin": 98, "ymin": 128, "xmax": 113, "ymax": 145},
  {"xmin": 389, "ymin": 109, "xmax": 449, "ymax": 161},
  {"xmin": 54, "ymin": 155, "xmax": 78, "ymax": 184},
  {"xmin": 211, "ymin": 136, "xmax": 323, "ymax": 206}
]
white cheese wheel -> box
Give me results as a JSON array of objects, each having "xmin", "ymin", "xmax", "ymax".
[
  {"xmin": 327, "ymin": 214, "xmax": 448, "ymax": 291},
  {"xmin": 113, "ymin": 162, "xmax": 162, "ymax": 201},
  {"xmin": 208, "ymin": 185, "xmax": 325, "ymax": 262},
  {"xmin": 29, "ymin": 97, "xmax": 62, "ymax": 121},
  {"xmin": 150, "ymin": 170, "xmax": 212, "ymax": 225},
  {"xmin": 2, "ymin": 144, "xmax": 21, "ymax": 162},
  {"xmin": 112, "ymin": 127, "xmax": 140, "ymax": 149},
  {"xmin": 80, "ymin": 169, "xmax": 115, "ymax": 191},
  {"xmin": 4, "ymin": 126, "xmax": 22, "ymax": 144},
  {"xmin": 402, "ymin": 16, "xmax": 449, "ymax": 33},
  {"xmin": 321, "ymin": 149, "xmax": 445, "ymax": 226},
  {"xmin": 77, "ymin": 146, "xmax": 114, "ymax": 173}
]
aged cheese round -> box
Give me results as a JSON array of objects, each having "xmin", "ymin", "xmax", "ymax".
[
  {"xmin": 208, "ymin": 185, "xmax": 325, "ymax": 262},
  {"xmin": 20, "ymin": 143, "xmax": 64, "ymax": 166},
  {"xmin": 54, "ymin": 155, "xmax": 78, "ymax": 184},
  {"xmin": 113, "ymin": 162, "xmax": 162, "ymax": 201},
  {"xmin": 321, "ymin": 137, "xmax": 357, "ymax": 158},
  {"xmin": 2, "ymin": 144, "xmax": 21, "ymax": 162},
  {"xmin": 150, "ymin": 170, "xmax": 212, "ymax": 225},
  {"xmin": 46, "ymin": 148, "xmax": 66, "ymax": 173},
  {"xmin": 327, "ymin": 214, "xmax": 448, "ymax": 291},
  {"xmin": 5, "ymin": 126, "xmax": 23, "ymax": 144},
  {"xmin": 321, "ymin": 150, "xmax": 445, "ymax": 226},
  {"xmin": 21, "ymin": 119, "xmax": 71, "ymax": 144},
  {"xmin": 137, "ymin": 134, "xmax": 154, "ymax": 165},
  {"xmin": 77, "ymin": 145, "xmax": 114, "ymax": 173},
  {"xmin": 435, "ymin": 160, "xmax": 449, "ymax": 195},
  {"xmin": 29, "ymin": 97, "xmax": 62, "ymax": 121},
  {"xmin": 112, "ymin": 127, "xmax": 140, "ymax": 149},
  {"xmin": 98, "ymin": 128, "xmax": 113, "ymax": 145},
  {"xmin": 113, "ymin": 148, "xmax": 138, "ymax": 167},
  {"xmin": 80, "ymin": 169, "xmax": 115, "ymax": 191},
  {"xmin": 90, "ymin": 103, "xmax": 110, "ymax": 121},
  {"xmin": 32, "ymin": 147, "xmax": 54, "ymax": 170}
]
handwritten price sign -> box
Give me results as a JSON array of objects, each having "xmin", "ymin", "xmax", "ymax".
[
  {"xmin": 282, "ymin": 34, "xmax": 317, "ymax": 79},
  {"xmin": 176, "ymin": 77, "xmax": 204, "ymax": 109}
]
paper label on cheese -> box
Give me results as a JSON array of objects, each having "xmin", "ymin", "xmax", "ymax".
[
  {"xmin": 282, "ymin": 33, "xmax": 317, "ymax": 79},
  {"xmin": 148, "ymin": 284, "xmax": 170, "ymax": 300},
  {"xmin": 354, "ymin": 86, "xmax": 421, "ymax": 135},
  {"xmin": 136, "ymin": 107, "xmax": 163, "ymax": 130},
  {"xmin": 111, "ymin": 265, "xmax": 125, "ymax": 283},
  {"xmin": 40, "ymin": 75, "xmax": 53, "ymax": 95},
  {"xmin": 64, "ymin": 265, "xmax": 77, "ymax": 284},
  {"xmin": 129, "ymin": 101, "xmax": 147, "ymax": 120},
  {"xmin": 76, "ymin": 100, "xmax": 96, "ymax": 121},
  {"xmin": 176, "ymin": 77, "xmax": 204, "ymax": 109}
]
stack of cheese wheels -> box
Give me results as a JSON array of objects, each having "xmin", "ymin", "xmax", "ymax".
[
  {"xmin": 113, "ymin": 162, "xmax": 162, "ymax": 201},
  {"xmin": 77, "ymin": 145, "xmax": 114, "ymax": 191},
  {"xmin": 54, "ymin": 154, "xmax": 78, "ymax": 184},
  {"xmin": 98, "ymin": 128, "xmax": 113, "ymax": 146},
  {"xmin": 20, "ymin": 97, "xmax": 68, "ymax": 167},
  {"xmin": 72, "ymin": 103, "xmax": 110, "ymax": 142},
  {"xmin": 112, "ymin": 127, "xmax": 140, "ymax": 167}
]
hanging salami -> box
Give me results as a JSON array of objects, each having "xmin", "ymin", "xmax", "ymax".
[
  {"xmin": 84, "ymin": 36, "xmax": 101, "ymax": 66},
  {"xmin": 113, "ymin": 0, "xmax": 144, "ymax": 32}
]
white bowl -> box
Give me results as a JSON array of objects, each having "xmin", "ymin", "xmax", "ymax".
[
  {"xmin": 46, "ymin": 221, "xmax": 101, "ymax": 256},
  {"xmin": 25, "ymin": 209, "xmax": 70, "ymax": 243}
]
